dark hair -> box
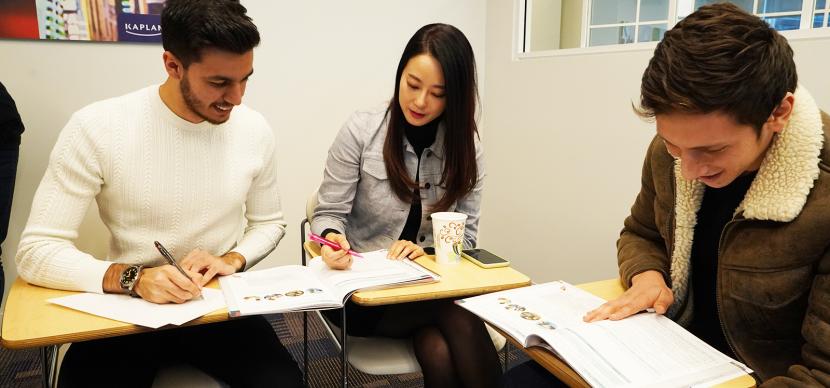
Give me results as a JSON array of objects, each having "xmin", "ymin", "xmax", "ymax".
[
  {"xmin": 161, "ymin": 0, "xmax": 260, "ymax": 67},
  {"xmin": 384, "ymin": 23, "xmax": 479, "ymax": 212},
  {"xmin": 636, "ymin": 2, "xmax": 797, "ymax": 132}
]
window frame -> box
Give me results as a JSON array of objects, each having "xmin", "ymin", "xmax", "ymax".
[
  {"xmin": 515, "ymin": 0, "xmax": 830, "ymax": 59},
  {"xmin": 581, "ymin": 0, "xmax": 677, "ymax": 47},
  {"xmin": 674, "ymin": 1, "xmax": 814, "ymax": 30},
  {"xmin": 816, "ymin": 1, "xmax": 830, "ymax": 28}
]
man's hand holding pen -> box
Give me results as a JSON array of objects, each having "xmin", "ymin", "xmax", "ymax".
[
  {"xmin": 132, "ymin": 265, "xmax": 204, "ymax": 304},
  {"xmin": 103, "ymin": 242, "xmax": 247, "ymax": 304}
]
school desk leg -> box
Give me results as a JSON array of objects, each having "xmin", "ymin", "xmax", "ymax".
[
  {"xmin": 300, "ymin": 218, "xmax": 310, "ymax": 387},
  {"xmin": 50, "ymin": 344, "xmax": 59, "ymax": 388},
  {"xmin": 40, "ymin": 344, "xmax": 57, "ymax": 388},
  {"xmin": 341, "ymin": 307, "xmax": 348, "ymax": 388},
  {"xmin": 303, "ymin": 311, "xmax": 309, "ymax": 388}
]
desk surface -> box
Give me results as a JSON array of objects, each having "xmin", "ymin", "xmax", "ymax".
[
  {"xmin": 351, "ymin": 256, "xmax": 531, "ymax": 306},
  {"xmin": 301, "ymin": 242, "xmax": 531, "ymax": 306},
  {"xmin": 518, "ymin": 278, "xmax": 756, "ymax": 388},
  {"xmin": 0, "ymin": 278, "xmax": 229, "ymax": 349},
  {"xmin": 1, "ymin": 257, "xmax": 531, "ymax": 349}
]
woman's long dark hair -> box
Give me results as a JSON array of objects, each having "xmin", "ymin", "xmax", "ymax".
[{"xmin": 383, "ymin": 23, "xmax": 479, "ymax": 212}]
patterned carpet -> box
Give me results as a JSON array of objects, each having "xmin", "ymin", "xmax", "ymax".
[{"xmin": 0, "ymin": 312, "xmax": 529, "ymax": 387}]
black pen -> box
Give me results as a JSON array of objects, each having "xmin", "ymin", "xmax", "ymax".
[{"xmin": 154, "ymin": 240, "xmax": 204, "ymax": 300}]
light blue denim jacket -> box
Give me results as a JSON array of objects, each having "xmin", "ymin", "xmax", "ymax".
[{"xmin": 311, "ymin": 105, "xmax": 485, "ymax": 253}]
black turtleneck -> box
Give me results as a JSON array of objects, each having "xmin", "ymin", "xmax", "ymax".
[
  {"xmin": 398, "ymin": 120, "xmax": 439, "ymax": 242},
  {"xmin": 687, "ymin": 171, "xmax": 756, "ymax": 359}
]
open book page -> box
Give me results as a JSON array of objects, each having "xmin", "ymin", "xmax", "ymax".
[
  {"xmin": 306, "ymin": 249, "xmax": 438, "ymax": 302},
  {"xmin": 219, "ymin": 265, "xmax": 340, "ymax": 317},
  {"xmin": 458, "ymin": 281, "xmax": 752, "ymax": 388},
  {"xmin": 48, "ymin": 288, "xmax": 226, "ymax": 329},
  {"xmin": 456, "ymin": 282, "xmax": 564, "ymax": 350}
]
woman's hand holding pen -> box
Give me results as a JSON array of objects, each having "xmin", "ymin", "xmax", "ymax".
[
  {"xmin": 321, "ymin": 233, "xmax": 353, "ymax": 270},
  {"xmin": 180, "ymin": 248, "xmax": 244, "ymax": 286},
  {"xmin": 133, "ymin": 265, "xmax": 203, "ymax": 304},
  {"xmin": 583, "ymin": 270, "xmax": 674, "ymax": 322}
]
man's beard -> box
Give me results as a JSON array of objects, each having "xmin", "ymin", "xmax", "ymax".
[{"xmin": 180, "ymin": 75, "xmax": 229, "ymax": 125}]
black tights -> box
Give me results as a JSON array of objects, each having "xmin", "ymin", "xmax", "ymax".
[{"xmin": 326, "ymin": 299, "xmax": 503, "ymax": 388}]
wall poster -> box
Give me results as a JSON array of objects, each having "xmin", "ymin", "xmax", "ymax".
[{"xmin": 0, "ymin": 0, "xmax": 165, "ymax": 43}]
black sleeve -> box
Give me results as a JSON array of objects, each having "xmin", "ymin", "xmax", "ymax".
[
  {"xmin": 0, "ymin": 82, "xmax": 24, "ymax": 148},
  {"xmin": 321, "ymin": 228, "xmax": 342, "ymax": 239}
]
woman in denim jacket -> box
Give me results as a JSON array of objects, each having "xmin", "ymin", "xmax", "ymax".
[{"xmin": 311, "ymin": 24, "xmax": 498, "ymax": 388}]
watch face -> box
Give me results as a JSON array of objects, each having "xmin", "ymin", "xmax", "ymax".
[{"xmin": 121, "ymin": 266, "xmax": 139, "ymax": 286}]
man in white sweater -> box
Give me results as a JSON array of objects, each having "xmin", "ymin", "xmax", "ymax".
[{"xmin": 16, "ymin": 0, "xmax": 302, "ymax": 386}]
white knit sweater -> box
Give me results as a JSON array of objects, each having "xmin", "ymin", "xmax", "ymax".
[{"xmin": 16, "ymin": 85, "xmax": 286, "ymax": 293}]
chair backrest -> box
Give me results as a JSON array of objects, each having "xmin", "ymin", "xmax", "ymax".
[
  {"xmin": 301, "ymin": 190, "xmax": 321, "ymax": 262},
  {"xmin": 305, "ymin": 190, "xmax": 319, "ymax": 223}
]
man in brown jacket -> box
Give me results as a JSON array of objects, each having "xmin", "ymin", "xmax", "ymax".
[{"xmin": 582, "ymin": 3, "xmax": 830, "ymax": 386}]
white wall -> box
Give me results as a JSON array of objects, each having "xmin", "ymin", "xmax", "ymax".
[
  {"xmin": 0, "ymin": 1, "xmax": 486, "ymax": 312},
  {"xmin": 480, "ymin": 0, "xmax": 830, "ymax": 285}
]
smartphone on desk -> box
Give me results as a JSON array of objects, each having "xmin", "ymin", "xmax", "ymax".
[{"xmin": 461, "ymin": 249, "xmax": 509, "ymax": 268}]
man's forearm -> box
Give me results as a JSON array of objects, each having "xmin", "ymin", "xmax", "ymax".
[
  {"xmin": 222, "ymin": 252, "xmax": 246, "ymax": 271},
  {"xmin": 102, "ymin": 263, "xmax": 129, "ymax": 293}
]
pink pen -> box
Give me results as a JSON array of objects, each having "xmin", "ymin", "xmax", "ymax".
[{"xmin": 309, "ymin": 233, "xmax": 364, "ymax": 258}]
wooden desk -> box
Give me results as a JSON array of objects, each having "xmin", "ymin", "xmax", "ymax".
[
  {"xmin": 0, "ymin": 257, "xmax": 530, "ymax": 349},
  {"xmin": 0, "ymin": 278, "xmax": 228, "ymax": 349},
  {"xmin": 301, "ymin": 241, "xmax": 531, "ymax": 306},
  {"xmin": 514, "ymin": 278, "xmax": 756, "ymax": 388},
  {"xmin": 351, "ymin": 256, "xmax": 531, "ymax": 305}
]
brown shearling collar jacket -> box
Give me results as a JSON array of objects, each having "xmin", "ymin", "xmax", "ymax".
[{"xmin": 618, "ymin": 87, "xmax": 830, "ymax": 386}]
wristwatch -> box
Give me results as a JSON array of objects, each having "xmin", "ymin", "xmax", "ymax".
[{"xmin": 119, "ymin": 264, "xmax": 144, "ymax": 297}]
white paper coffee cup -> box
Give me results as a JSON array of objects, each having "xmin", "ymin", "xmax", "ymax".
[{"xmin": 431, "ymin": 212, "xmax": 467, "ymax": 265}]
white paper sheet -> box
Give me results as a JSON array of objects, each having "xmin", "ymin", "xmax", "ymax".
[{"xmin": 49, "ymin": 288, "xmax": 227, "ymax": 329}]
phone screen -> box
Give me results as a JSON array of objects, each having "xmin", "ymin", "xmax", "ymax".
[{"xmin": 462, "ymin": 249, "xmax": 507, "ymax": 264}]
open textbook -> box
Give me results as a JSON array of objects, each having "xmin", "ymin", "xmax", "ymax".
[
  {"xmin": 220, "ymin": 249, "xmax": 438, "ymax": 317},
  {"xmin": 457, "ymin": 281, "xmax": 753, "ymax": 388}
]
